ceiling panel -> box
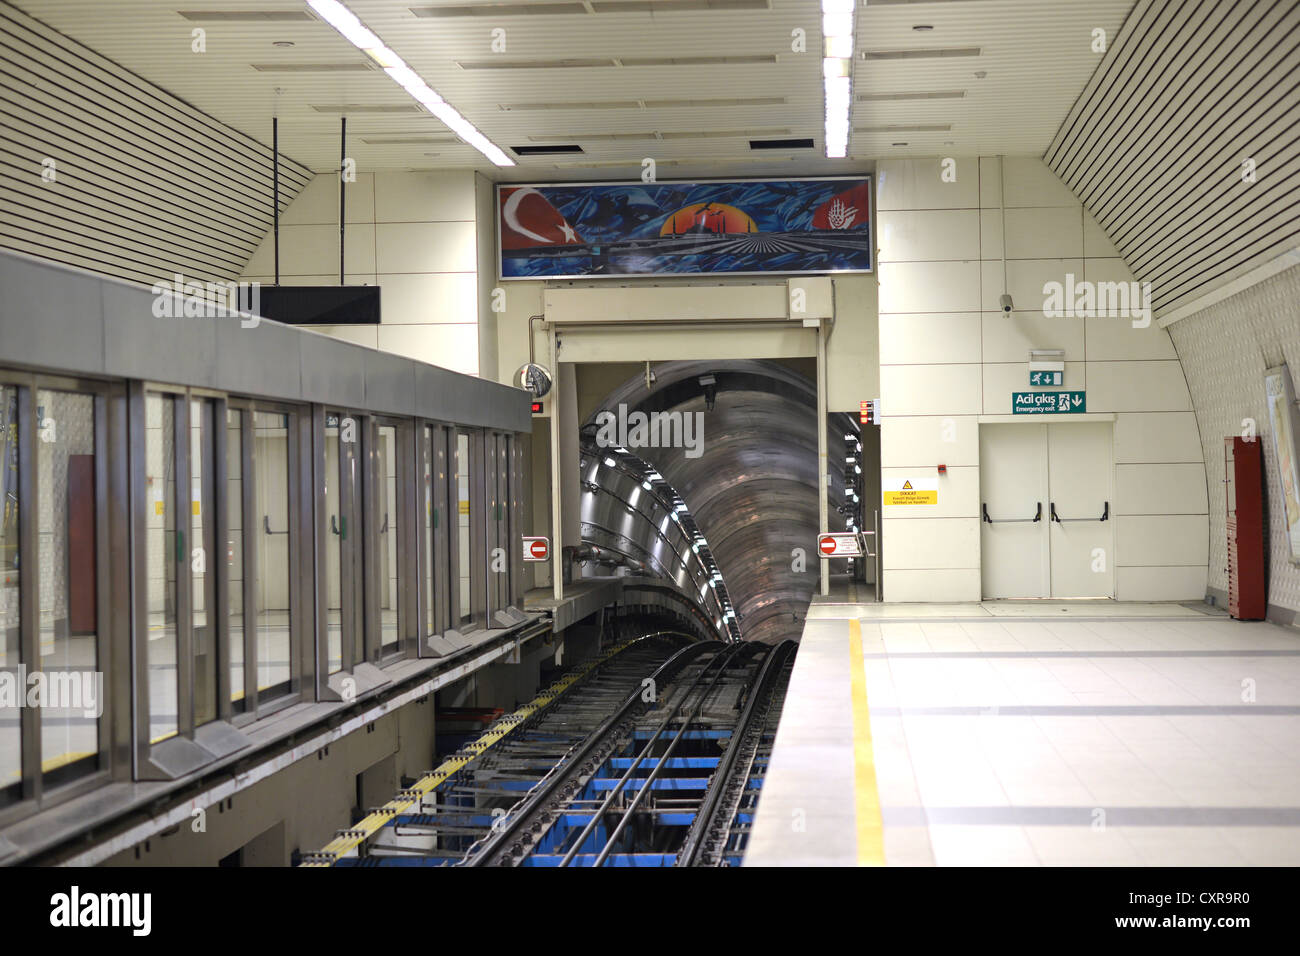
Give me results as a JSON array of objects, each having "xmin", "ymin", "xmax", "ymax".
[{"xmin": 10, "ymin": 0, "xmax": 1136, "ymax": 180}]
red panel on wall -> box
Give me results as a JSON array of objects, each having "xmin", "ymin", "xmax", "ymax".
[
  {"xmin": 67, "ymin": 453, "xmax": 96, "ymax": 635},
  {"xmin": 1225, "ymin": 437, "xmax": 1266, "ymax": 620}
]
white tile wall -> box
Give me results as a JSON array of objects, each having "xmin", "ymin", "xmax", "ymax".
[
  {"xmin": 1117, "ymin": 566, "xmax": 1209, "ymax": 601},
  {"xmin": 881, "ymin": 416, "xmax": 980, "ymax": 468},
  {"xmin": 881, "ymin": 517, "xmax": 981, "ymax": 570},
  {"xmin": 884, "ymin": 568, "xmax": 982, "ymax": 602},
  {"xmin": 880, "ymin": 364, "xmax": 982, "ymax": 416},
  {"xmin": 880, "ymin": 313, "xmax": 981, "ymax": 365},
  {"xmin": 1113, "ymin": 412, "xmax": 1203, "ymax": 463},
  {"xmin": 1116, "ymin": 515, "xmax": 1209, "ymax": 566},
  {"xmin": 981, "ymin": 311, "xmax": 1085, "ymax": 362},
  {"xmin": 881, "ymin": 466, "xmax": 978, "ymax": 519},
  {"xmin": 240, "ymin": 170, "xmax": 484, "ymax": 379},
  {"xmin": 1088, "ymin": 361, "xmax": 1193, "ymax": 412},
  {"xmin": 879, "ymin": 156, "xmax": 1208, "ymax": 602},
  {"xmin": 879, "ymin": 260, "xmax": 981, "ymax": 314},
  {"xmin": 877, "ymin": 158, "xmax": 979, "ymax": 211},
  {"xmin": 1115, "ymin": 463, "xmax": 1209, "ymax": 515},
  {"xmin": 878, "ymin": 210, "xmax": 980, "ymax": 262}
]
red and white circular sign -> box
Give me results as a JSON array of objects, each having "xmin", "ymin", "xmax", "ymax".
[
  {"xmin": 523, "ymin": 536, "xmax": 550, "ymax": 561},
  {"xmin": 817, "ymin": 533, "xmax": 863, "ymax": 558}
]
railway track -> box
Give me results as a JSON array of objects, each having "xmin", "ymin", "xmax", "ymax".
[{"xmin": 306, "ymin": 626, "xmax": 797, "ymax": 867}]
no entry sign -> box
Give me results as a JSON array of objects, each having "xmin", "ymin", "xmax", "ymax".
[
  {"xmin": 817, "ymin": 532, "xmax": 863, "ymax": 558},
  {"xmin": 523, "ymin": 536, "xmax": 550, "ymax": 562}
]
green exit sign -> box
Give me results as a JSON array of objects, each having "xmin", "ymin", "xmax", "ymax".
[
  {"xmin": 1013, "ymin": 390, "xmax": 1087, "ymax": 414},
  {"xmin": 1029, "ymin": 370, "xmax": 1062, "ymax": 386}
]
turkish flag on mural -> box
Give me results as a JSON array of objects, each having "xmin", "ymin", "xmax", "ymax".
[
  {"xmin": 811, "ymin": 182, "xmax": 871, "ymax": 230},
  {"xmin": 499, "ymin": 187, "xmax": 585, "ymax": 249}
]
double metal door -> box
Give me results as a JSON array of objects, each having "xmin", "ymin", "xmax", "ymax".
[{"xmin": 980, "ymin": 422, "xmax": 1113, "ymax": 599}]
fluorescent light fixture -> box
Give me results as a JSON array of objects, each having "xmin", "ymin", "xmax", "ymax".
[
  {"xmin": 307, "ymin": 0, "xmax": 513, "ymax": 166},
  {"xmin": 603, "ymin": 457, "xmax": 616, "ymax": 467},
  {"xmin": 821, "ymin": 0, "xmax": 855, "ymax": 157},
  {"xmin": 823, "ymin": 57, "xmax": 850, "ymax": 78},
  {"xmin": 825, "ymin": 35, "xmax": 853, "ymax": 58},
  {"xmin": 642, "ymin": 480, "xmax": 653, "ymax": 491}
]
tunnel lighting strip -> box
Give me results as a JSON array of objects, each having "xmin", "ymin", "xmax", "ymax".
[
  {"xmin": 306, "ymin": 0, "xmax": 514, "ymax": 167},
  {"xmin": 301, "ymin": 639, "xmax": 638, "ymax": 865},
  {"xmin": 823, "ymin": 0, "xmax": 855, "ymax": 158}
]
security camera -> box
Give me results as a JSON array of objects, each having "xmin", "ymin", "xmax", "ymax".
[{"xmin": 999, "ymin": 293, "xmax": 1014, "ymax": 314}]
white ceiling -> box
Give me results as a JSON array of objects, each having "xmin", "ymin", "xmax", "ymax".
[{"xmin": 12, "ymin": 0, "xmax": 1138, "ymax": 180}]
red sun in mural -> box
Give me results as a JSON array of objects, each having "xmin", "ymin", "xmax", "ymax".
[{"xmin": 659, "ymin": 202, "xmax": 758, "ymax": 236}]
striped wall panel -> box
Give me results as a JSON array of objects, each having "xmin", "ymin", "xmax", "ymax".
[
  {"xmin": 0, "ymin": 1, "xmax": 312, "ymax": 291},
  {"xmin": 1045, "ymin": 0, "xmax": 1300, "ymax": 315}
]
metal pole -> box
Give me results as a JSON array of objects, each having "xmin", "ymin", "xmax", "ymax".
[
  {"xmin": 549, "ymin": 326, "xmax": 563, "ymax": 602},
  {"xmin": 339, "ymin": 116, "xmax": 346, "ymax": 285},
  {"xmin": 817, "ymin": 316, "xmax": 829, "ymax": 597},
  {"xmin": 875, "ymin": 507, "xmax": 882, "ymax": 602},
  {"xmin": 272, "ymin": 117, "xmax": 280, "ymax": 285}
]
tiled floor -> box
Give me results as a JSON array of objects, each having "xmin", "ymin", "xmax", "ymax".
[{"xmin": 745, "ymin": 593, "xmax": 1300, "ymax": 866}]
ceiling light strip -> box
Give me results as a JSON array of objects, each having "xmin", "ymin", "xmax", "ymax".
[
  {"xmin": 822, "ymin": 0, "xmax": 855, "ymax": 159},
  {"xmin": 305, "ymin": 0, "xmax": 514, "ymax": 166}
]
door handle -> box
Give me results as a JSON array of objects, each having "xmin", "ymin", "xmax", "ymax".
[
  {"xmin": 983, "ymin": 502, "xmax": 1042, "ymax": 523},
  {"xmin": 1051, "ymin": 501, "xmax": 1109, "ymax": 522}
]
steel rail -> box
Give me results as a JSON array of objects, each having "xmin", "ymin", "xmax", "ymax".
[
  {"xmin": 585, "ymin": 642, "xmax": 763, "ymax": 867},
  {"xmin": 303, "ymin": 630, "xmax": 689, "ymax": 866},
  {"xmin": 556, "ymin": 641, "xmax": 754, "ymax": 866},
  {"xmin": 675, "ymin": 639, "xmax": 797, "ymax": 867},
  {"xmin": 459, "ymin": 636, "xmax": 719, "ymax": 867}
]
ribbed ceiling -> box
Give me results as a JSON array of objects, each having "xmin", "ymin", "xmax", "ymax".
[
  {"xmin": 1045, "ymin": 0, "xmax": 1300, "ymax": 315},
  {"xmin": 12, "ymin": 0, "xmax": 1135, "ymax": 179},
  {"xmin": 0, "ymin": 1, "xmax": 312, "ymax": 288}
]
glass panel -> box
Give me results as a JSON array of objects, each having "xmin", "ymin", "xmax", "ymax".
[
  {"xmin": 378, "ymin": 424, "xmax": 398, "ymax": 653},
  {"xmin": 145, "ymin": 393, "xmax": 178, "ymax": 742},
  {"xmin": 457, "ymin": 432, "xmax": 471, "ymax": 625},
  {"xmin": 324, "ymin": 414, "xmax": 342, "ymax": 674},
  {"xmin": 39, "ymin": 390, "xmax": 101, "ymax": 782},
  {"xmin": 254, "ymin": 412, "xmax": 291, "ymax": 699},
  {"xmin": 1, "ymin": 386, "xmax": 21, "ymax": 803},
  {"xmin": 191, "ymin": 399, "xmax": 217, "ymax": 726},
  {"xmin": 423, "ymin": 426, "xmax": 434, "ymax": 637},
  {"xmin": 227, "ymin": 408, "xmax": 244, "ymax": 713}
]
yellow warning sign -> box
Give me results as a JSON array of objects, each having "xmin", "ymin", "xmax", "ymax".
[
  {"xmin": 883, "ymin": 477, "xmax": 938, "ymax": 506},
  {"xmin": 884, "ymin": 488, "xmax": 938, "ymax": 505}
]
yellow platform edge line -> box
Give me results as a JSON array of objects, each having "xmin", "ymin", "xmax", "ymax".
[
  {"xmin": 303, "ymin": 638, "xmax": 637, "ymax": 865},
  {"xmin": 848, "ymin": 618, "xmax": 885, "ymax": 866}
]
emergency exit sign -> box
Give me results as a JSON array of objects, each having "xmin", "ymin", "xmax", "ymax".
[
  {"xmin": 1013, "ymin": 390, "xmax": 1086, "ymax": 414},
  {"xmin": 1029, "ymin": 370, "xmax": 1062, "ymax": 386}
]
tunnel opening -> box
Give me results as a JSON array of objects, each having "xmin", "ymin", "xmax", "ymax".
[{"xmin": 576, "ymin": 359, "xmax": 864, "ymax": 644}]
